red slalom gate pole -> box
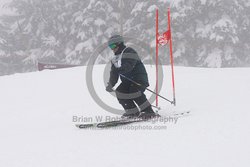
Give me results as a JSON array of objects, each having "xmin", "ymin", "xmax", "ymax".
[
  {"xmin": 155, "ymin": 9, "xmax": 159, "ymax": 107},
  {"xmin": 168, "ymin": 8, "xmax": 176, "ymax": 106}
]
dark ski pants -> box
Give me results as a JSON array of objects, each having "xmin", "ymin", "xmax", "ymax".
[{"xmin": 115, "ymin": 82, "xmax": 153, "ymax": 114}]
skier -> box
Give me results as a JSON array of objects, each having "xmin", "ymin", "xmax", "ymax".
[{"xmin": 106, "ymin": 35, "xmax": 157, "ymax": 119}]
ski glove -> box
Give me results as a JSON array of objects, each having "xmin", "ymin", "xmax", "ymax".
[{"xmin": 106, "ymin": 84, "xmax": 113, "ymax": 92}]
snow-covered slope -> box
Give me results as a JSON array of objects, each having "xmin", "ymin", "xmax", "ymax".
[{"xmin": 0, "ymin": 65, "xmax": 249, "ymax": 167}]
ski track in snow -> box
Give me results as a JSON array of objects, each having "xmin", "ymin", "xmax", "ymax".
[{"xmin": 0, "ymin": 65, "xmax": 250, "ymax": 167}]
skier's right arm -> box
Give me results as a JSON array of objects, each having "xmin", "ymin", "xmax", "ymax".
[{"xmin": 108, "ymin": 64, "xmax": 119, "ymax": 87}]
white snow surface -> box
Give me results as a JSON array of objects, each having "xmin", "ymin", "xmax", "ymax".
[{"xmin": 0, "ymin": 65, "xmax": 250, "ymax": 167}]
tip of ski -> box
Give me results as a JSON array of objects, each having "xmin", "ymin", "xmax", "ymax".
[{"xmin": 75, "ymin": 123, "xmax": 97, "ymax": 129}]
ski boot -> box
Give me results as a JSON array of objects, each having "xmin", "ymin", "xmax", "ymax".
[
  {"xmin": 138, "ymin": 110, "xmax": 159, "ymax": 120},
  {"xmin": 121, "ymin": 112, "xmax": 140, "ymax": 119}
]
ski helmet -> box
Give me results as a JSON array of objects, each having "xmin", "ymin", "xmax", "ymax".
[{"xmin": 108, "ymin": 35, "xmax": 124, "ymax": 49}]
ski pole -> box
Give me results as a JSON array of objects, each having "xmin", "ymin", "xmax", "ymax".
[
  {"xmin": 119, "ymin": 74, "xmax": 174, "ymax": 104},
  {"xmin": 151, "ymin": 104, "xmax": 161, "ymax": 110}
]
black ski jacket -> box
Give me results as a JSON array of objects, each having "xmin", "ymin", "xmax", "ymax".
[{"xmin": 108, "ymin": 44, "xmax": 149, "ymax": 88}]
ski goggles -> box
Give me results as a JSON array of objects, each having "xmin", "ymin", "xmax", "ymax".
[{"xmin": 109, "ymin": 43, "xmax": 117, "ymax": 49}]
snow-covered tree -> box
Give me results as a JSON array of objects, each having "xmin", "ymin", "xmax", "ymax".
[{"xmin": 0, "ymin": 0, "xmax": 250, "ymax": 75}]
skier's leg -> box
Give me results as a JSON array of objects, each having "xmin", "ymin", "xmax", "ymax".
[
  {"xmin": 129, "ymin": 84, "xmax": 155, "ymax": 115},
  {"xmin": 115, "ymin": 83, "xmax": 140, "ymax": 116}
]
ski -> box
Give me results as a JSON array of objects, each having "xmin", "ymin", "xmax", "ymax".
[
  {"xmin": 75, "ymin": 117, "xmax": 155, "ymax": 129},
  {"xmin": 170, "ymin": 110, "xmax": 191, "ymax": 117},
  {"xmin": 75, "ymin": 110, "xmax": 190, "ymax": 129}
]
